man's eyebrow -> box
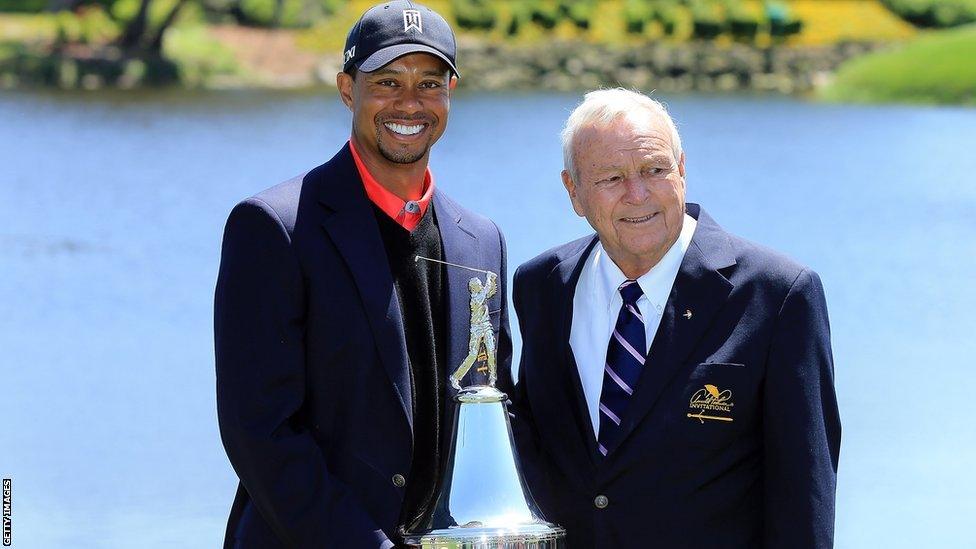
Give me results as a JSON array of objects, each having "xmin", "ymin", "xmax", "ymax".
[
  {"xmin": 647, "ymin": 153, "xmax": 674, "ymax": 162},
  {"xmin": 589, "ymin": 163, "xmax": 624, "ymax": 173},
  {"xmin": 368, "ymin": 68, "xmax": 402, "ymax": 77},
  {"xmin": 367, "ymin": 69, "xmax": 448, "ymax": 77}
]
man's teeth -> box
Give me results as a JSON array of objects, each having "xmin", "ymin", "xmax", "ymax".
[
  {"xmin": 385, "ymin": 122, "xmax": 424, "ymax": 135},
  {"xmin": 623, "ymin": 214, "xmax": 655, "ymax": 223}
]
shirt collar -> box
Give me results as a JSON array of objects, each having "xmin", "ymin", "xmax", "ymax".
[
  {"xmin": 348, "ymin": 139, "xmax": 435, "ymax": 231},
  {"xmin": 593, "ymin": 213, "xmax": 698, "ymax": 314}
]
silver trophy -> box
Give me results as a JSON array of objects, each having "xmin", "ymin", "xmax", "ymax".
[{"xmin": 405, "ymin": 257, "xmax": 565, "ymax": 548}]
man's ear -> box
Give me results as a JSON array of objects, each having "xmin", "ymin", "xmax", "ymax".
[
  {"xmin": 678, "ymin": 152, "xmax": 686, "ymax": 178},
  {"xmin": 449, "ymin": 75, "xmax": 458, "ymax": 91},
  {"xmin": 336, "ymin": 72, "xmax": 355, "ymax": 110},
  {"xmin": 561, "ymin": 169, "xmax": 585, "ymax": 217}
]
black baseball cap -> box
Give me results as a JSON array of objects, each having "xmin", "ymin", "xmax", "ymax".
[{"xmin": 342, "ymin": 1, "xmax": 459, "ymax": 78}]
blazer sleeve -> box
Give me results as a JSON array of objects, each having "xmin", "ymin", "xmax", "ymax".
[
  {"xmin": 214, "ymin": 199, "xmax": 393, "ymax": 549},
  {"xmin": 493, "ymin": 222, "xmax": 514, "ymax": 395},
  {"xmin": 763, "ymin": 268, "xmax": 841, "ymax": 549},
  {"xmin": 506, "ymin": 265, "xmax": 553, "ymax": 513}
]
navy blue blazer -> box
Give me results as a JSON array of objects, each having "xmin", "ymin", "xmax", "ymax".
[
  {"xmin": 214, "ymin": 144, "xmax": 512, "ymax": 548},
  {"xmin": 509, "ymin": 204, "xmax": 840, "ymax": 548}
]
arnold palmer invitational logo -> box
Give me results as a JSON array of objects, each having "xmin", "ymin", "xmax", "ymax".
[{"xmin": 687, "ymin": 384, "xmax": 734, "ymax": 423}]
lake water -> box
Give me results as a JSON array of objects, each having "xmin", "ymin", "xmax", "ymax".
[{"xmin": 1, "ymin": 88, "xmax": 974, "ymax": 548}]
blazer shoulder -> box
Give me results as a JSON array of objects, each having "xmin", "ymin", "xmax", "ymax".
[
  {"xmin": 514, "ymin": 234, "xmax": 596, "ymax": 292},
  {"xmin": 694, "ymin": 205, "xmax": 821, "ymax": 293},
  {"xmin": 242, "ymin": 170, "xmax": 316, "ymax": 234},
  {"xmin": 436, "ymin": 191, "xmax": 503, "ymax": 240},
  {"xmin": 725, "ymin": 232, "xmax": 820, "ymax": 292},
  {"xmin": 516, "ymin": 234, "xmax": 594, "ymax": 282}
]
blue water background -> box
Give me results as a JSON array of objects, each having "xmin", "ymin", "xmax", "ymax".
[{"xmin": 1, "ymin": 89, "xmax": 974, "ymax": 547}]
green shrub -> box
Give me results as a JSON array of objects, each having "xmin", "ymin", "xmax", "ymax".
[
  {"xmin": 0, "ymin": 0, "xmax": 47, "ymax": 12},
  {"xmin": 77, "ymin": 5, "xmax": 119, "ymax": 43},
  {"xmin": 766, "ymin": 1, "xmax": 801, "ymax": 38},
  {"xmin": 882, "ymin": 0, "xmax": 932, "ymax": 23},
  {"xmin": 164, "ymin": 23, "xmax": 240, "ymax": 85},
  {"xmin": 727, "ymin": 2, "xmax": 760, "ymax": 41},
  {"xmin": 111, "ymin": 0, "xmax": 190, "ymax": 26},
  {"xmin": 559, "ymin": 0, "xmax": 595, "ymax": 30},
  {"xmin": 655, "ymin": 2, "xmax": 680, "ymax": 36},
  {"xmin": 505, "ymin": 13, "xmax": 521, "ymax": 36},
  {"xmin": 238, "ymin": 0, "xmax": 276, "ymax": 26},
  {"xmin": 235, "ymin": 0, "xmax": 328, "ymax": 28},
  {"xmin": 690, "ymin": 0, "xmax": 723, "ymax": 40},
  {"xmin": 110, "ymin": 0, "xmax": 138, "ymax": 21},
  {"xmin": 283, "ymin": 0, "xmax": 308, "ymax": 26},
  {"xmin": 530, "ymin": 2, "xmax": 561, "ymax": 30},
  {"xmin": 53, "ymin": 11, "xmax": 81, "ymax": 45},
  {"xmin": 506, "ymin": 2, "xmax": 531, "ymax": 36},
  {"xmin": 623, "ymin": 0, "xmax": 653, "ymax": 34},
  {"xmin": 933, "ymin": 1, "xmax": 976, "ymax": 26},
  {"xmin": 452, "ymin": 0, "xmax": 497, "ymax": 31},
  {"xmin": 728, "ymin": 16, "xmax": 759, "ymax": 41},
  {"xmin": 882, "ymin": 0, "xmax": 976, "ymax": 28},
  {"xmin": 319, "ymin": 0, "xmax": 342, "ymax": 15},
  {"xmin": 769, "ymin": 17, "xmax": 802, "ymax": 38},
  {"xmin": 50, "ymin": 8, "xmax": 116, "ymax": 45}
]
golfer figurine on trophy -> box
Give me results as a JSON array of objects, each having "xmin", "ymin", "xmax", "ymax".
[
  {"xmin": 408, "ymin": 256, "xmax": 565, "ymax": 548},
  {"xmin": 450, "ymin": 271, "xmax": 498, "ymax": 389}
]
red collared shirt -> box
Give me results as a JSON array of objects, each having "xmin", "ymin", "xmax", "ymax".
[{"xmin": 349, "ymin": 139, "xmax": 434, "ymax": 232}]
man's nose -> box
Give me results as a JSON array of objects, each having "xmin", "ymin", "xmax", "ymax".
[
  {"xmin": 394, "ymin": 86, "xmax": 423, "ymax": 114},
  {"xmin": 623, "ymin": 178, "xmax": 649, "ymax": 203}
]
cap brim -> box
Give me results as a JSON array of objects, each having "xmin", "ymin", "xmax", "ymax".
[{"xmin": 357, "ymin": 43, "xmax": 460, "ymax": 78}]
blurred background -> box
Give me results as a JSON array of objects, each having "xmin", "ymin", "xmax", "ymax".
[{"xmin": 2, "ymin": 0, "xmax": 975, "ymax": 547}]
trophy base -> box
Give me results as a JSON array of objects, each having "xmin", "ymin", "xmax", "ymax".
[{"xmin": 405, "ymin": 523, "xmax": 566, "ymax": 548}]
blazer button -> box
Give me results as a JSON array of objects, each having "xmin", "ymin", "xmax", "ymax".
[
  {"xmin": 392, "ymin": 474, "xmax": 406, "ymax": 488},
  {"xmin": 594, "ymin": 495, "xmax": 609, "ymax": 509}
]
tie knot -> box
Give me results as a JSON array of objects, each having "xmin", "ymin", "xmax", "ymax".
[{"xmin": 618, "ymin": 280, "xmax": 643, "ymax": 305}]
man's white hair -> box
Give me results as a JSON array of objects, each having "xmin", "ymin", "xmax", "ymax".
[{"xmin": 560, "ymin": 88, "xmax": 683, "ymax": 182}]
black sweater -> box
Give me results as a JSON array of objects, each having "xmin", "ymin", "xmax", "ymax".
[{"xmin": 371, "ymin": 204, "xmax": 447, "ymax": 532}]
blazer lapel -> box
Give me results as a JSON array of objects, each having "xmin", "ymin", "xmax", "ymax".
[
  {"xmin": 605, "ymin": 205, "xmax": 736, "ymax": 455},
  {"xmin": 316, "ymin": 144, "xmax": 413, "ymax": 433},
  {"xmin": 542, "ymin": 236, "xmax": 602, "ymax": 466},
  {"xmin": 432, "ymin": 192, "xmax": 481, "ymax": 400}
]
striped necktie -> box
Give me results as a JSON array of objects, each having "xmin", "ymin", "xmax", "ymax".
[{"xmin": 598, "ymin": 279, "xmax": 646, "ymax": 457}]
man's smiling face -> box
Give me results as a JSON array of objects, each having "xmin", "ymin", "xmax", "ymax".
[
  {"xmin": 339, "ymin": 52, "xmax": 454, "ymax": 166},
  {"xmin": 563, "ymin": 112, "xmax": 686, "ymax": 278}
]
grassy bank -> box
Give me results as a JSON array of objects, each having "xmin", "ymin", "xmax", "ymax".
[
  {"xmin": 0, "ymin": 0, "xmax": 921, "ymax": 91},
  {"xmin": 296, "ymin": 0, "xmax": 914, "ymax": 52},
  {"xmin": 820, "ymin": 24, "xmax": 976, "ymax": 104}
]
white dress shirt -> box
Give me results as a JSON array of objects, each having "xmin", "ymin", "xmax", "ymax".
[{"xmin": 570, "ymin": 213, "xmax": 697, "ymax": 438}]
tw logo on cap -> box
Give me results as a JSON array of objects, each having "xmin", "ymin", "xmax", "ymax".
[{"xmin": 403, "ymin": 9, "xmax": 423, "ymax": 33}]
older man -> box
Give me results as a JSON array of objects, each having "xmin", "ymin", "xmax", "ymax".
[
  {"xmin": 508, "ymin": 89, "xmax": 840, "ymax": 548},
  {"xmin": 214, "ymin": 2, "xmax": 510, "ymax": 547}
]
